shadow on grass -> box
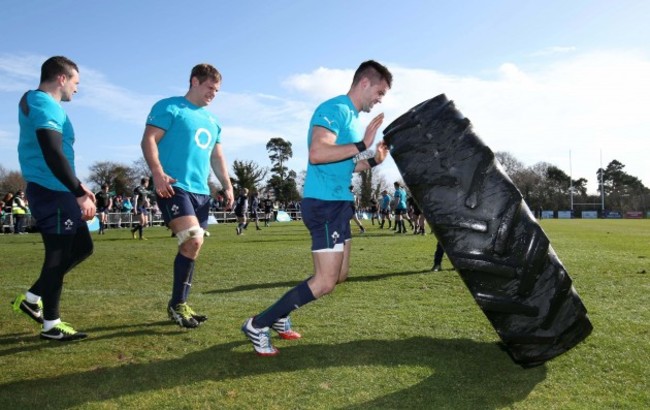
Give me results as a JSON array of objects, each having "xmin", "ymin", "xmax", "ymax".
[
  {"xmin": 206, "ymin": 269, "xmax": 431, "ymax": 294},
  {"xmin": 0, "ymin": 337, "xmax": 546, "ymax": 408},
  {"xmin": 0, "ymin": 321, "xmax": 176, "ymax": 357}
]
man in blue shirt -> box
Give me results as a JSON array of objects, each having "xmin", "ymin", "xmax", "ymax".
[
  {"xmin": 393, "ymin": 182, "xmax": 409, "ymax": 233},
  {"xmin": 379, "ymin": 189, "xmax": 392, "ymax": 229},
  {"xmin": 242, "ymin": 60, "xmax": 393, "ymax": 356},
  {"xmin": 141, "ymin": 63, "xmax": 234, "ymax": 328},
  {"xmin": 12, "ymin": 56, "xmax": 96, "ymax": 341}
]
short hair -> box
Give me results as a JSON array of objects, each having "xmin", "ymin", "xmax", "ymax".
[
  {"xmin": 394, "ymin": 181, "xmax": 400, "ymax": 187},
  {"xmin": 40, "ymin": 56, "xmax": 79, "ymax": 83},
  {"xmin": 101, "ymin": 184, "xmax": 109, "ymax": 189},
  {"xmin": 189, "ymin": 63, "xmax": 222, "ymax": 87},
  {"xmin": 141, "ymin": 177, "xmax": 149, "ymax": 184},
  {"xmin": 352, "ymin": 60, "xmax": 392, "ymax": 88}
]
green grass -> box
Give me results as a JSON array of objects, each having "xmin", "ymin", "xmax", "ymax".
[{"xmin": 1, "ymin": 219, "xmax": 648, "ymax": 409}]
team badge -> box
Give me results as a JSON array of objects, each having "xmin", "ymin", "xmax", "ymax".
[{"xmin": 64, "ymin": 219, "xmax": 74, "ymax": 230}]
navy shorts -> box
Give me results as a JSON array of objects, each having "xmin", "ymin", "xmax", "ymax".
[
  {"xmin": 395, "ymin": 208, "xmax": 408, "ymax": 216},
  {"xmin": 302, "ymin": 198, "xmax": 353, "ymax": 251},
  {"xmin": 157, "ymin": 187, "xmax": 211, "ymax": 228},
  {"xmin": 25, "ymin": 182, "xmax": 84, "ymax": 235}
]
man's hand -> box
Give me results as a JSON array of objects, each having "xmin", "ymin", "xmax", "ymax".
[
  {"xmin": 362, "ymin": 113, "xmax": 385, "ymax": 149},
  {"xmin": 223, "ymin": 187, "xmax": 235, "ymax": 210},
  {"xmin": 77, "ymin": 184, "xmax": 96, "ymax": 221},
  {"xmin": 153, "ymin": 173, "xmax": 177, "ymax": 198},
  {"xmin": 374, "ymin": 140, "xmax": 389, "ymax": 164}
]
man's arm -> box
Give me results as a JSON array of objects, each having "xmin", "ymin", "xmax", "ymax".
[
  {"xmin": 36, "ymin": 128, "xmax": 96, "ymax": 220},
  {"xmin": 353, "ymin": 140, "xmax": 390, "ymax": 173},
  {"xmin": 210, "ymin": 144, "xmax": 234, "ymax": 210},
  {"xmin": 141, "ymin": 125, "xmax": 177, "ymax": 198},
  {"xmin": 36, "ymin": 129, "xmax": 85, "ymax": 197},
  {"xmin": 309, "ymin": 113, "xmax": 384, "ymax": 164}
]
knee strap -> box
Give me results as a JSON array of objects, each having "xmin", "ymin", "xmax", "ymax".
[{"xmin": 176, "ymin": 226, "xmax": 204, "ymax": 246}]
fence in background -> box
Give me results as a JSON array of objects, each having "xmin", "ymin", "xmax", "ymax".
[{"xmin": 2, "ymin": 209, "xmax": 303, "ymax": 233}]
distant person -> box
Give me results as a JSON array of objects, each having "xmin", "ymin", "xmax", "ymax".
[
  {"xmin": 242, "ymin": 60, "xmax": 392, "ymax": 356},
  {"xmin": 349, "ymin": 185, "xmax": 365, "ymax": 233},
  {"xmin": 2, "ymin": 192, "xmax": 14, "ymax": 232},
  {"xmin": 234, "ymin": 187, "xmax": 249, "ymax": 235},
  {"xmin": 122, "ymin": 195, "xmax": 133, "ymax": 214},
  {"xmin": 131, "ymin": 177, "xmax": 151, "ymax": 240},
  {"xmin": 11, "ymin": 190, "xmax": 28, "ymax": 234},
  {"xmin": 95, "ymin": 183, "xmax": 112, "ymax": 234},
  {"xmin": 249, "ymin": 191, "xmax": 262, "ymax": 230},
  {"xmin": 263, "ymin": 194, "xmax": 274, "ymax": 226},
  {"xmin": 379, "ymin": 189, "xmax": 392, "ymax": 229},
  {"xmin": 369, "ymin": 195, "xmax": 379, "ymax": 225},
  {"xmin": 393, "ymin": 182, "xmax": 408, "ymax": 233},
  {"xmin": 12, "ymin": 56, "xmax": 95, "ymax": 341},
  {"xmin": 0, "ymin": 200, "xmax": 5, "ymax": 231},
  {"xmin": 408, "ymin": 196, "xmax": 426, "ymax": 235},
  {"xmin": 141, "ymin": 63, "xmax": 234, "ymax": 328}
]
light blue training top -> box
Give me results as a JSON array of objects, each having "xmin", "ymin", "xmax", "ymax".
[
  {"xmin": 303, "ymin": 95, "xmax": 363, "ymax": 201},
  {"xmin": 381, "ymin": 193, "xmax": 392, "ymax": 210},
  {"xmin": 18, "ymin": 90, "xmax": 76, "ymax": 191},
  {"xmin": 394, "ymin": 187, "xmax": 407, "ymax": 210},
  {"xmin": 146, "ymin": 96, "xmax": 221, "ymax": 195}
]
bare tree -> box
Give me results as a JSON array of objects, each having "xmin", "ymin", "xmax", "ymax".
[
  {"xmin": 0, "ymin": 167, "xmax": 25, "ymax": 195},
  {"xmin": 87, "ymin": 161, "xmax": 139, "ymax": 195}
]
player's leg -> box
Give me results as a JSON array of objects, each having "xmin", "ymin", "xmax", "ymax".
[
  {"xmin": 242, "ymin": 199, "xmax": 350, "ymax": 355},
  {"xmin": 432, "ymin": 242, "xmax": 445, "ymax": 271},
  {"xmin": 139, "ymin": 212, "xmax": 147, "ymax": 239},
  {"xmin": 22, "ymin": 185, "xmax": 91, "ymax": 340},
  {"xmin": 158, "ymin": 189, "xmax": 206, "ymax": 328}
]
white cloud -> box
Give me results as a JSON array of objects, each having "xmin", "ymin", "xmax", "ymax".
[
  {"xmin": 0, "ymin": 53, "xmax": 42, "ymax": 92},
  {"xmin": 275, "ymin": 50, "xmax": 650, "ymax": 193},
  {"xmin": 283, "ymin": 67, "xmax": 352, "ymax": 101},
  {"xmin": 73, "ymin": 67, "xmax": 158, "ymax": 125},
  {"xmin": 3, "ymin": 50, "xmax": 648, "ymax": 194}
]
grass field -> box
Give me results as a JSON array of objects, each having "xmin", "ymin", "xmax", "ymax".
[{"xmin": 1, "ymin": 219, "xmax": 648, "ymax": 409}]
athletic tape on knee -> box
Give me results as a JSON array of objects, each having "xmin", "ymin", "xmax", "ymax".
[{"xmin": 176, "ymin": 226, "xmax": 204, "ymax": 246}]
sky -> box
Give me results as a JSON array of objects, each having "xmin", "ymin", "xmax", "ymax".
[{"xmin": 1, "ymin": 0, "xmax": 649, "ymax": 195}]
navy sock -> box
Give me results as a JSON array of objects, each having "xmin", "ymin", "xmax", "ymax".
[
  {"xmin": 170, "ymin": 253, "xmax": 194, "ymax": 306},
  {"xmin": 253, "ymin": 280, "xmax": 315, "ymax": 328},
  {"xmin": 182, "ymin": 262, "xmax": 195, "ymax": 301}
]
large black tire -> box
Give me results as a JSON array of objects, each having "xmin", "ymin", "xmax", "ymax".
[{"xmin": 383, "ymin": 94, "xmax": 592, "ymax": 367}]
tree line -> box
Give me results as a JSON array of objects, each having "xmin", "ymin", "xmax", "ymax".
[
  {"xmin": 495, "ymin": 152, "xmax": 648, "ymax": 213},
  {"xmin": 1, "ymin": 137, "xmax": 302, "ymax": 206},
  {"xmin": 1, "ymin": 144, "xmax": 647, "ymax": 214}
]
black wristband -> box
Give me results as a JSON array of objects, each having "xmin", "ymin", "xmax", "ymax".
[
  {"xmin": 368, "ymin": 158, "xmax": 378, "ymax": 168},
  {"xmin": 72, "ymin": 182, "xmax": 86, "ymax": 198},
  {"xmin": 354, "ymin": 141, "xmax": 367, "ymax": 152}
]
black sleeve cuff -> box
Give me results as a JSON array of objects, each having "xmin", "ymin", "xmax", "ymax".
[{"xmin": 72, "ymin": 181, "xmax": 86, "ymax": 197}]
